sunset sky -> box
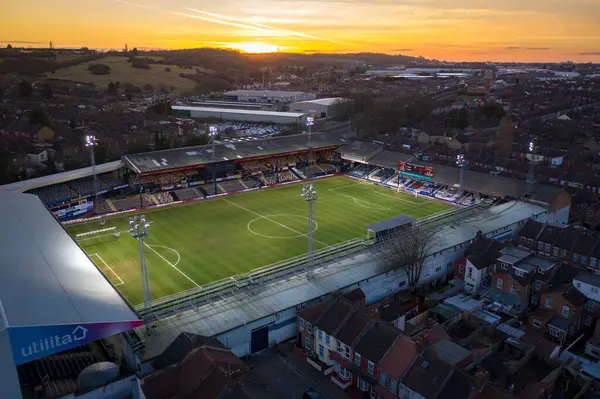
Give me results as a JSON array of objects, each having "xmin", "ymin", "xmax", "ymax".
[{"xmin": 2, "ymin": 0, "xmax": 600, "ymax": 62}]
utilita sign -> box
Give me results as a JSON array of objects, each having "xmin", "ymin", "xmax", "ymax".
[{"xmin": 8, "ymin": 320, "xmax": 142, "ymax": 365}]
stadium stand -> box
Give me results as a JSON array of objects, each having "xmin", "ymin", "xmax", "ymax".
[
  {"xmin": 242, "ymin": 160, "xmax": 271, "ymax": 173},
  {"xmin": 28, "ymin": 184, "xmax": 72, "ymax": 206},
  {"xmin": 368, "ymin": 168, "xmax": 395, "ymax": 183},
  {"xmin": 173, "ymin": 188, "xmax": 203, "ymax": 201},
  {"xmin": 17, "ymin": 345, "xmax": 99, "ymax": 398},
  {"xmin": 219, "ymin": 179, "xmax": 246, "ymax": 193},
  {"xmin": 348, "ymin": 164, "xmax": 374, "ymax": 178}
]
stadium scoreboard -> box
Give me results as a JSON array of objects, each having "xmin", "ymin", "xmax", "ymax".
[{"xmin": 397, "ymin": 161, "xmax": 434, "ymax": 178}]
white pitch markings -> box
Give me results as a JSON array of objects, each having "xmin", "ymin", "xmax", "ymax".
[
  {"xmin": 223, "ymin": 199, "xmax": 330, "ymax": 247},
  {"xmin": 333, "ymin": 191, "xmax": 393, "ymax": 211},
  {"xmin": 373, "ymin": 190, "xmax": 422, "ymax": 205},
  {"xmin": 144, "ymin": 243, "xmax": 200, "ymax": 288},
  {"xmin": 90, "ymin": 253, "xmax": 125, "ymax": 286}
]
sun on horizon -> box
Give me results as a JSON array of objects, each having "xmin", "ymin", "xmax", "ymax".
[{"xmin": 226, "ymin": 42, "xmax": 280, "ymax": 54}]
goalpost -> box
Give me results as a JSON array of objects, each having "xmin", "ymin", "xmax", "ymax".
[
  {"xmin": 76, "ymin": 227, "xmax": 117, "ymax": 239},
  {"xmin": 75, "ymin": 227, "xmax": 121, "ymax": 246}
]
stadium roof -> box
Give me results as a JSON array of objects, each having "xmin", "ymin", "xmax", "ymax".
[
  {"xmin": 339, "ymin": 141, "xmax": 383, "ymax": 161},
  {"xmin": 124, "ymin": 131, "xmax": 351, "ymax": 174},
  {"xmin": 0, "ymin": 191, "xmax": 141, "ymax": 398},
  {"xmin": 133, "ymin": 200, "xmax": 548, "ymax": 362},
  {"xmin": 171, "ymin": 105, "xmax": 305, "ymax": 118},
  {"xmin": 0, "ymin": 160, "xmax": 123, "ymax": 193},
  {"xmin": 368, "ymin": 215, "xmax": 415, "ymax": 233}
]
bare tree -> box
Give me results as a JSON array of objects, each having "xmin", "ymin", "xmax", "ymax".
[{"xmin": 376, "ymin": 225, "xmax": 438, "ymax": 292}]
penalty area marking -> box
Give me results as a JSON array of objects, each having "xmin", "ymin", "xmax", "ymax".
[
  {"xmin": 90, "ymin": 253, "xmax": 125, "ymax": 286},
  {"xmin": 144, "ymin": 243, "xmax": 200, "ymax": 288},
  {"xmin": 247, "ymin": 214, "xmax": 319, "ymax": 239},
  {"xmin": 373, "ymin": 190, "xmax": 422, "ymax": 205}
]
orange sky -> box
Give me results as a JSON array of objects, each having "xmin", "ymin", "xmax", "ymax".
[{"xmin": 2, "ymin": 0, "xmax": 600, "ymax": 62}]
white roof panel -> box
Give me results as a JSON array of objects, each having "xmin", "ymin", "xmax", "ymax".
[
  {"xmin": 0, "ymin": 191, "xmax": 139, "ymax": 327},
  {"xmin": 172, "ymin": 106, "xmax": 305, "ymax": 118}
]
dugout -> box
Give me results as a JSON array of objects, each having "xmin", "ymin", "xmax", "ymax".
[{"xmin": 367, "ymin": 215, "xmax": 415, "ymax": 242}]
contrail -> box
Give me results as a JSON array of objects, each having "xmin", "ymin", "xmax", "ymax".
[
  {"xmin": 112, "ymin": 0, "xmax": 346, "ymax": 44},
  {"xmin": 184, "ymin": 7, "xmax": 329, "ymax": 41}
]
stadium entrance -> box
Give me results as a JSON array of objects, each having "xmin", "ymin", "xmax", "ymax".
[{"xmin": 251, "ymin": 324, "xmax": 270, "ymax": 353}]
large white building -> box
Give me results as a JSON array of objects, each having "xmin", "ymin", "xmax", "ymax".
[
  {"xmin": 171, "ymin": 105, "xmax": 305, "ymax": 125},
  {"xmin": 223, "ymin": 90, "xmax": 316, "ymax": 104},
  {"xmin": 290, "ymin": 97, "xmax": 354, "ymax": 119}
]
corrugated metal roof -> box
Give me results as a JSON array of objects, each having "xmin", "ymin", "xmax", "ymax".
[
  {"xmin": 172, "ymin": 106, "xmax": 305, "ymax": 118},
  {"xmin": 0, "ymin": 160, "xmax": 123, "ymax": 193},
  {"xmin": 136, "ymin": 201, "xmax": 547, "ymax": 361},
  {"xmin": 0, "ymin": 191, "xmax": 139, "ymax": 327}
]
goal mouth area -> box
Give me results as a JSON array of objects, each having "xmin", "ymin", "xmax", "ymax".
[{"xmin": 75, "ymin": 227, "xmax": 120, "ymax": 247}]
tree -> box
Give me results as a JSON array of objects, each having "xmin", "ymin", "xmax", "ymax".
[
  {"xmin": 41, "ymin": 83, "xmax": 53, "ymax": 99},
  {"xmin": 18, "ymin": 80, "xmax": 33, "ymax": 98},
  {"xmin": 131, "ymin": 47, "xmax": 139, "ymax": 55},
  {"xmin": 107, "ymin": 81, "xmax": 118, "ymax": 95},
  {"xmin": 44, "ymin": 157, "xmax": 57, "ymax": 174},
  {"xmin": 376, "ymin": 225, "xmax": 438, "ymax": 293},
  {"xmin": 30, "ymin": 108, "xmax": 50, "ymax": 126},
  {"xmin": 144, "ymin": 83, "xmax": 154, "ymax": 92},
  {"xmin": 6, "ymin": 44, "xmax": 12, "ymax": 49}
]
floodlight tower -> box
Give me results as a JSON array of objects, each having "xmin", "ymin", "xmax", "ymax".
[
  {"xmin": 302, "ymin": 184, "xmax": 318, "ymax": 279},
  {"xmin": 208, "ymin": 125, "xmax": 218, "ymax": 195},
  {"xmin": 85, "ymin": 135, "xmax": 99, "ymax": 201},
  {"xmin": 129, "ymin": 215, "xmax": 152, "ymax": 325},
  {"xmin": 208, "ymin": 125, "xmax": 218, "ymax": 160},
  {"xmin": 526, "ymin": 139, "xmax": 536, "ymax": 197},
  {"xmin": 305, "ymin": 116, "xmax": 315, "ymax": 176},
  {"xmin": 456, "ymin": 154, "xmax": 466, "ymax": 193}
]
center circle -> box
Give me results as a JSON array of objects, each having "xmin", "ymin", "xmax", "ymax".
[{"xmin": 247, "ymin": 214, "xmax": 318, "ymax": 239}]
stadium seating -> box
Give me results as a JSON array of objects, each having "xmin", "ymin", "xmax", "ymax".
[
  {"xmin": 219, "ymin": 179, "xmax": 246, "ymax": 193},
  {"xmin": 173, "ymin": 188, "xmax": 203, "ymax": 201},
  {"xmin": 28, "ymin": 184, "xmax": 73, "ymax": 206},
  {"xmin": 368, "ymin": 168, "xmax": 395, "ymax": 183},
  {"xmin": 348, "ymin": 164, "xmax": 374, "ymax": 178},
  {"xmin": 242, "ymin": 160, "xmax": 271, "ymax": 173},
  {"xmin": 17, "ymin": 345, "xmax": 99, "ymax": 398}
]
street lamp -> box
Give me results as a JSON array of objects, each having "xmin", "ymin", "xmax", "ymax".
[
  {"xmin": 301, "ymin": 184, "xmax": 318, "ymax": 279},
  {"xmin": 129, "ymin": 215, "xmax": 152, "ymax": 324},
  {"xmin": 85, "ymin": 135, "xmax": 99, "ymax": 201},
  {"xmin": 208, "ymin": 125, "xmax": 218, "ymax": 160}
]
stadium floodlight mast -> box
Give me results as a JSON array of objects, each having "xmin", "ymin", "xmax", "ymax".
[
  {"xmin": 456, "ymin": 154, "xmax": 465, "ymax": 193},
  {"xmin": 129, "ymin": 215, "xmax": 152, "ymax": 326},
  {"xmin": 301, "ymin": 184, "xmax": 318, "ymax": 279},
  {"xmin": 526, "ymin": 139, "xmax": 536, "ymax": 196},
  {"xmin": 85, "ymin": 135, "xmax": 99, "ymax": 202},
  {"xmin": 208, "ymin": 125, "xmax": 218, "ymax": 160}
]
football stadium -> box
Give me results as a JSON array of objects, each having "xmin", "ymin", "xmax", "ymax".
[
  {"xmin": 0, "ymin": 130, "xmax": 572, "ymax": 398},
  {"xmin": 66, "ymin": 176, "xmax": 451, "ymax": 305}
]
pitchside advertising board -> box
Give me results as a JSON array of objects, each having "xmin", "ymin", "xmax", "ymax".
[{"xmin": 8, "ymin": 320, "xmax": 142, "ymax": 365}]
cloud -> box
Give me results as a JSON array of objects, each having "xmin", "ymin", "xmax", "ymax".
[
  {"xmin": 302, "ymin": 49, "xmax": 321, "ymax": 53},
  {"xmin": 0, "ymin": 40, "xmax": 45, "ymax": 44},
  {"xmin": 577, "ymin": 51, "xmax": 600, "ymax": 55},
  {"xmin": 470, "ymin": 51, "xmax": 490, "ymax": 55},
  {"xmin": 392, "ymin": 48, "xmax": 413, "ymax": 52},
  {"xmin": 525, "ymin": 47, "xmax": 550, "ymax": 50},
  {"xmin": 504, "ymin": 46, "xmax": 521, "ymax": 50}
]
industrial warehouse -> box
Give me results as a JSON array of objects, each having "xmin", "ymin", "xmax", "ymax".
[
  {"xmin": 289, "ymin": 97, "xmax": 354, "ymax": 119},
  {"xmin": 223, "ymin": 89, "xmax": 316, "ymax": 104},
  {"xmin": 170, "ymin": 105, "xmax": 307, "ymax": 124}
]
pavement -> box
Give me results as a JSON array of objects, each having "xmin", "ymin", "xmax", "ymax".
[{"xmin": 248, "ymin": 341, "xmax": 351, "ymax": 399}]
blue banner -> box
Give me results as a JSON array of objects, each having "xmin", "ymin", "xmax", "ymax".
[{"xmin": 8, "ymin": 320, "xmax": 142, "ymax": 365}]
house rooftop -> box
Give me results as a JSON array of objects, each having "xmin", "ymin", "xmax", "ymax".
[
  {"xmin": 354, "ymin": 322, "xmax": 401, "ymax": 364},
  {"xmin": 402, "ymin": 350, "xmax": 454, "ymax": 399},
  {"xmin": 575, "ymin": 271, "xmax": 600, "ymax": 288},
  {"xmin": 519, "ymin": 219, "xmax": 545, "ymax": 240},
  {"xmin": 378, "ymin": 337, "xmax": 417, "ymax": 379},
  {"xmin": 431, "ymin": 339, "xmax": 472, "ymax": 366},
  {"xmin": 316, "ymin": 298, "xmax": 354, "ymax": 335}
]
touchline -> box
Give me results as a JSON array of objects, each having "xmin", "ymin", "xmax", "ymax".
[{"xmin": 20, "ymin": 325, "xmax": 88, "ymax": 358}]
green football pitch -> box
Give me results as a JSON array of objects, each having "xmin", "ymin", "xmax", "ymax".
[{"xmin": 66, "ymin": 176, "xmax": 452, "ymax": 305}]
